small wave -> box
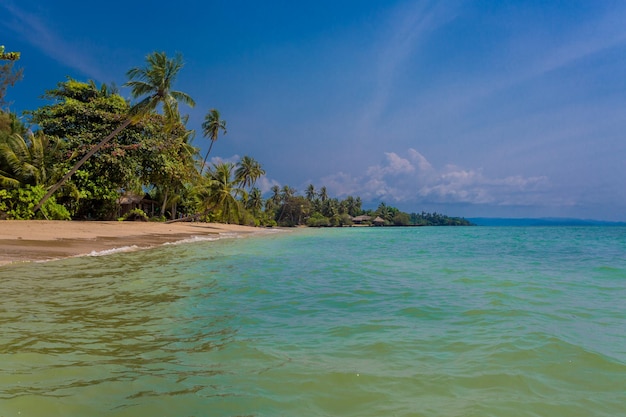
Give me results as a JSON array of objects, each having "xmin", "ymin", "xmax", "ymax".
[
  {"xmin": 163, "ymin": 235, "xmax": 220, "ymax": 245},
  {"xmin": 87, "ymin": 246, "xmax": 140, "ymax": 257},
  {"xmin": 217, "ymin": 232, "xmax": 243, "ymax": 238}
]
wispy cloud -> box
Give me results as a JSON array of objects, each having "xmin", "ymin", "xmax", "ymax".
[
  {"xmin": 322, "ymin": 148, "xmax": 551, "ymax": 207},
  {"xmin": 358, "ymin": 1, "xmax": 461, "ymax": 129},
  {"xmin": 0, "ymin": 2, "xmax": 107, "ymax": 80}
]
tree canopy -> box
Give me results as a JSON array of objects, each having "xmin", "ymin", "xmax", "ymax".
[{"xmin": 1, "ymin": 50, "xmax": 472, "ymax": 226}]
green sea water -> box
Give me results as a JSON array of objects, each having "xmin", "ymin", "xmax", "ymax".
[{"xmin": 1, "ymin": 226, "xmax": 625, "ymax": 416}]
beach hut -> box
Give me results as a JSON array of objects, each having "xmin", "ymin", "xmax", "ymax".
[
  {"xmin": 373, "ymin": 216, "xmax": 386, "ymax": 226},
  {"xmin": 117, "ymin": 193, "xmax": 157, "ymax": 217},
  {"xmin": 351, "ymin": 215, "xmax": 373, "ymax": 225}
]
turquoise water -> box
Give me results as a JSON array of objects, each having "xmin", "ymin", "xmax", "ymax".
[{"xmin": 1, "ymin": 226, "xmax": 625, "ymax": 416}]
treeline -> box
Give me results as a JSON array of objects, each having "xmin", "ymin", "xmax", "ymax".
[{"xmin": 0, "ymin": 47, "xmax": 471, "ymax": 227}]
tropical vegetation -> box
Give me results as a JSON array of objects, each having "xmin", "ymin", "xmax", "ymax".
[{"xmin": 0, "ymin": 47, "xmax": 472, "ymax": 227}]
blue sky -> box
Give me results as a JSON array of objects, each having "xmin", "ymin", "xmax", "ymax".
[{"xmin": 2, "ymin": 0, "xmax": 626, "ymax": 220}]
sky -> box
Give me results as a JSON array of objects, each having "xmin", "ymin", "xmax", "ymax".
[{"xmin": 2, "ymin": 0, "xmax": 626, "ymax": 220}]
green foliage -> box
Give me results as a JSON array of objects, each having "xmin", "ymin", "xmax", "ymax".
[
  {"xmin": 0, "ymin": 46, "xmax": 21, "ymax": 61},
  {"xmin": 276, "ymin": 196, "xmax": 310, "ymax": 227},
  {"xmin": 200, "ymin": 108, "xmax": 226, "ymax": 173},
  {"xmin": 393, "ymin": 212, "xmax": 411, "ymax": 226},
  {"xmin": 0, "ymin": 131, "xmax": 60, "ymax": 188},
  {"xmin": 0, "ymin": 48, "xmax": 23, "ymax": 107},
  {"xmin": 0, "ymin": 185, "xmax": 70, "ymax": 220},
  {"xmin": 195, "ymin": 162, "xmax": 246, "ymax": 224},
  {"xmin": 125, "ymin": 51, "xmax": 195, "ymax": 126},
  {"xmin": 119, "ymin": 208, "xmax": 149, "ymax": 222},
  {"xmin": 29, "ymin": 79, "xmax": 198, "ymax": 219},
  {"xmin": 306, "ymin": 212, "xmax": 330, "ymax": 227},
  {"xmin": 409, "ymin": 211, "xmax": 473, "ymax": 226}
]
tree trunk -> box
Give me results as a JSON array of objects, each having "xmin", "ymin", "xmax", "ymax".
[
  {"xmin": 161, "ymin": 189, "xmax": 169, "ymax": 218},
  {"xmin": 33, "ymin": 118, "xmax": 133, "ymax": 214},
  {"xmin": 199, "ymin": 140, "xmax": 215, "ymax": 175},
  {"xmin": 171, "ymin": 202, "xmax": 177, "ymax": 220}
]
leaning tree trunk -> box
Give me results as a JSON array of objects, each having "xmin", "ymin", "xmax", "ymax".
[
  {"xmin": 199, "ymin": 140, "xmax": 215, "ymax": 175},
  {"xmin": 33, "ymin": 118, "xmax": 133, "ymax": 214}
]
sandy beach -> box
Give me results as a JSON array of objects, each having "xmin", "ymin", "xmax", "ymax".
[{"xmin": 0, "ymin": 220, "xmax": 263, "ymax": 266}]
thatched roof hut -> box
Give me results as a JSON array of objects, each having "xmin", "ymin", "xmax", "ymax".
[{"xmin": 373, "ymin": 216, "xmax": 386, "ymax": 225}]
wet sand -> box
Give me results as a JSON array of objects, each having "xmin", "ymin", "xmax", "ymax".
[{"xmin": 0, "ymin": 220, "xmax": 263, "ymax": 266}]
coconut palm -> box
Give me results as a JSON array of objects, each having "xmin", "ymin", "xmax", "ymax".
[
  {"xmin": 34, "ymin": 51, "xmax": 195, "ymax": 213},
  {"xmin": 198, "ymin": 162, "xmax": 246, "ymax": 223},
  {"xmin": 125, "ymin": 52, "xmax": 195, "ymax": 125},
  {"xmin": 200, "ymin": 109, "xmax": 226, "ymax": 174},
  {"xmin": 245, "ymin": 187, "xmax": 264, "ymax": 216},
  {"xmin": 319, "ymin": 186, "xmax": 328, "ymax": 202},
  {"xmin": 305, "ymin": 184, "xmax": 316, "ymax": 201},
  {"xmin": 281, "ymin": 185, "xmax": 296, "ymax": 200},
  {"xmin": 0, "ymin": 132, "xmax": 58, "ymax": 188},
  {"xmin": 235, "ymin": 155, "xmax": 265, "ymax": 189}
]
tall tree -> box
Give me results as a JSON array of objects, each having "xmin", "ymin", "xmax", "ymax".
[
  {"xmin": 200, "ymin": 108, "xmax": 226, "ymax": 173},
  {"xmin": 197, "ymin": 162, "xmax": 246, "ymax": 223},
  {"xmin": 306, "ymin": 184, "xmax": 316, "ymax": 201},
  {"xmin": 245, "ymin": 187, "xmax": 263, "ymax": 217},
  {"xmin": 33, "ymin": 51, "xmax": 195, "ymax": 213},
  {"xmin": 319, "ymin": 186, "xmax": 328, "ymax": 202},
  {"xmin": 235, "ymin": 155, "xmax": 265, "ymax": 189},
  {"xmin": 125, "ymin": 52, "xmax": 195, "ymax": 126}
]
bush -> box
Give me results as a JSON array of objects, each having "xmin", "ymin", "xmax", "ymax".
[
  {"xmin": 119, "ymin": 208, "xmax": 149, "ymax": 222},
  {"xmin": 307, "ymin": 212, "xmax": 331, "ymax": 227},
  {"xmin": 0, "ymin": 185, "xmax": 70, "ymax": 220}
]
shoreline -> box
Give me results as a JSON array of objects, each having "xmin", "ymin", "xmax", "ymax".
[{"xmin": 0, "ymin": 220, "xmax": 268, "ymax": 267}]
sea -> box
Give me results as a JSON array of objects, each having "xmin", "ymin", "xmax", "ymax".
[{"xmin": 1, "ymin": 226, "xmax": 625, "ymax": 417}]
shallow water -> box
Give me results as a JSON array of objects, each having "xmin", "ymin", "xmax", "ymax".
[{"xmin": 1, "ymin": 227, "xmax": 625, "ymax": 416}]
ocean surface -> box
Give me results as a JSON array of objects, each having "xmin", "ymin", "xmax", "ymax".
[{"xmin": 1, "ymin": 226, "xmax": 625, "ymax": 416}]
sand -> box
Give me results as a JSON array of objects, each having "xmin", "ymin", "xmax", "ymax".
[{"xmin": 0, "ymin": 220, "xmax": 264, "ymax": 266}]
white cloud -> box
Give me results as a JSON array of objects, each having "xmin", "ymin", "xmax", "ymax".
[
  {"xmin": 256, "ymin": 176, "xmax": 280, "ymax": 194},
  {"xmin": 322, "ymin": 148, "xmax": 551, "ymax": 207},
  {"xmin": 357, "ymin": 1, "xmax": 461, "ymax": 132}
]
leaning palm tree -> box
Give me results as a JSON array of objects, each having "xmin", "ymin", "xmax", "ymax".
[
  {"xmin": 235, "ymin": 155, "xmax": 265, "ymax": 189},
  {"xmin": 200, "ymin": 109, "xmax": 226, "ymax": 174},
  {"xmin": 33, "ymin": 51, "xmax": 195, "ymax": 213}
]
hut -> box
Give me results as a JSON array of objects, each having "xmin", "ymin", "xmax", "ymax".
[
  {"xmin": 117, "ymin": 192, "xmax": 157, "ymax": 217},
  {"xmin": 351, "ymin": 215, "xmax": 373, "ymax": 225},
  {"xmin": 373, "ymin": 216, "xmax": 386, "ymax": 226}
]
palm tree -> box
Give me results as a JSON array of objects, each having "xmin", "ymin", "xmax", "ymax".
[
  {"xmin": 245, "ymin": 187, "xmax": 263, "ymax": 216},
  {"xmin": 200, "ymin": 109, "xmax": 226, "ymax": 174},
  {"xmin": 319, "ymin": 186, "xmax": 328, "ymax": 202},
  {"xmin": 281, "ymin": 185, "xmax": 296, "ymax": 200},
  {"xmin": 33, "ymin": 51, "xmax": 195, "ymax": 213},
  {"xmin": 0, "ymin": 132, "xmax": 58, "ymax": 188},
  {"xmin": 306, "ymin": 184, "xmax": 316, "ymax": 201},
  {"xmin": 125, "ymin": 52, "xmax": 195, "ymax": 126},
  {"xmin": 198, "ymin": 162, "xmax": 246, "ymax": 223},
  {"xmin": 235, "ymin": 155, "xmax": 265, "ymax": 189},
  {"xmin": 265, "ymin": 184, "xmax": 281, "ymax": 213},
  {"xmin": 270, "ymin": 185, "xmax": 281, "ymax": 203}
]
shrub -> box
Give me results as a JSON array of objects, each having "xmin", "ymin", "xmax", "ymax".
[
  {"xmin": 307, "ymin": 212, "xmax": 331, "ymax": 227},
  {"xmin": 119, "ymin": 208, "xmax": 149, "ymax": 222},
  {"xmin": 0, "ymin": 185, "xmax": 70, "ymax": 220}
]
